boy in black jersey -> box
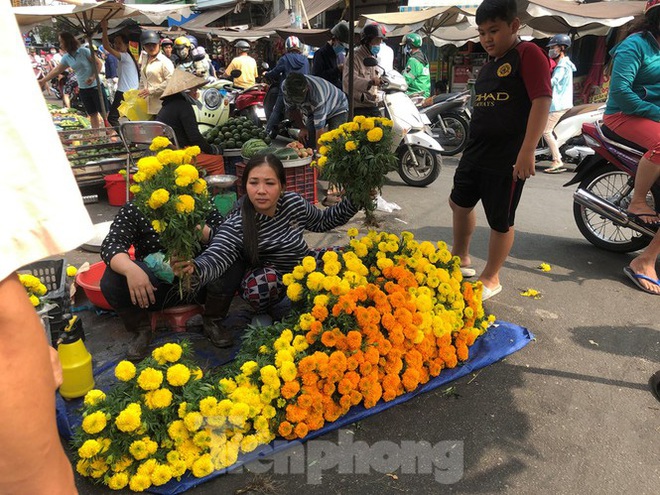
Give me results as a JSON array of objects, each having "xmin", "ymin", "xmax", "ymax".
[{"xmin": 449, "ymin": 0, "xmax": 551, "ymax": 301}]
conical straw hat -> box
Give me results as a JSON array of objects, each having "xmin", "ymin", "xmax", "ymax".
[{"xmin": 161, "ymin": 69, "xmax": 207, "ymax": 99}]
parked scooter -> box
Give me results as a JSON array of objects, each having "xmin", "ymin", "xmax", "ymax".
[
  {"xmin": 364, "ymin": 57, "xmax": 443, "ymax": 187},
  {"xmin": 536, "ymin": 103, "xmax": 604, "ymax": 165},
  {"xmin": 564, "ymin": 121, "xmax": 659, "ymax": 253},
  {"xmin": 417, "ymin": 90, "xmax": 471, "ymax": 156}
]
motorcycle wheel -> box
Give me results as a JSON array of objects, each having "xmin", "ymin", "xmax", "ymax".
[
  {"xmin": 240, "ymin": 107, "xmax": 262, "ymax": 127},
  {"xmin": 431, "ymin": 113, "xmax": 469, "ymax": 156},
  {"xmin": 398, "ymin": 146, "xmax": 441, "ymax": 187},
  {"xmin": 573, "ymin": 162, "xmax": 656, "ymax": 253}
]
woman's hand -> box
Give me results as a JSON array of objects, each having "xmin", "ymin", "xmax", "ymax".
[
  {"xmin": 125, "ymin": 263, "xmax": 157, "ymax": 308},
  {"xmin": 171, "ymin": 259, "xmax": 196, "ymax": 278},
  {"xmin": 138, "ymin": 88, "xmax": 150, "ymax": 99}
]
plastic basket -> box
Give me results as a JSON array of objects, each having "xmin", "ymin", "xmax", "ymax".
[
  {"xmin": 18, "ymin": 258, "xmax": 68, "ymax": 306},
  {"xmin": 222, "ymin": 149, "xmax": 242, "ymax": 177},
  {"xmin": 236, "ymin": 162, "xmax": 317, "ymax": 204}
]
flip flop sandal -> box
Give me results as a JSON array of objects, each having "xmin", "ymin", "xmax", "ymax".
[
  {"xmin": 543, "ymin": 166, "xmax": 567, "ymax": 174},
  {"xmin": 460, "ymin": 266, "xmax": 476, "ymax": 278},
  {"xmin": 623, "ymin": 266, "xmax": 660, "ymax": 295}
]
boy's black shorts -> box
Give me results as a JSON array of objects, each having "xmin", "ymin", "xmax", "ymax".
[
  {"xmin": 79, "ymin": 87, "xmax": 107, "ymax": 116},
  {"xmin": 450, "ymin": 166, "xmax": 525, "ymax": 233}
]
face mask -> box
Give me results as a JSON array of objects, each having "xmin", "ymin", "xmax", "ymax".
[
  {"xmin": 333, "ymin": 44, "xmax": 345, "ymax": 55},
  {"xmin": 404, "ymin": 46, "xmax": 412, "ymax": 55},
  {"xmin": 548, "ymin": 47, "xmax": 560, "ymax": 59},
  {"xmin": 370, "ymin": 45, "xmax": 381, "ymax": 56}
]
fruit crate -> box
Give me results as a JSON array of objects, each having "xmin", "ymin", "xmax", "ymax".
[{"xmin": 235, "ymin": 161, "xmax": 317, "ymax": 204}]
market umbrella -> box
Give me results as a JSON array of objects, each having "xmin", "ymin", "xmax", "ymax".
[{"xmin": 13, "ymin": 0, "xmax": 194, "ymax": 122}]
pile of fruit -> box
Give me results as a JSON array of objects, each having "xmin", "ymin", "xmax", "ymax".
[
  {"xmin": 203, "ymin": 117, "xmax": 271, "ymax": 150},
  {"xmin": 48, "ymin": 104, "xmax": 90, "ymax": 130}
]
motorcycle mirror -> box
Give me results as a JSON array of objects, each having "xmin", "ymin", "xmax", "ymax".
[
  {"xmin": 261, "ymin": 62, "xmax": 270, "ymax": 69},
  {"xmin": 363, "ymin": 57, "xmax": 378, "ymax": 67},
  {"xmin": 230, "ymin": 69, "xmax": 242, "ymax": 79}
]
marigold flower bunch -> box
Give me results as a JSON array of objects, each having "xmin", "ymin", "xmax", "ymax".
[
  {"xmin": 132, "ymin": 138, "xmax": 212, "ymax": 293},
  {"xmin": 313, "ymin": 116, "xmax": 397, "ymax": 225},
  {"xmin": 18, "ymin": 273, "xmax": 48, "ymax": 308}
]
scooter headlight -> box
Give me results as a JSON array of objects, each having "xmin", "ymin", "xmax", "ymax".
[{"xmin": 203, "ymin": 89, "xmax": 222, "ymax": 111}]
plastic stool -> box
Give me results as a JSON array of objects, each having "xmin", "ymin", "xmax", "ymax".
[{"xmin": 150, "ymin": 304, "xmax": 203, "ymax": 333}]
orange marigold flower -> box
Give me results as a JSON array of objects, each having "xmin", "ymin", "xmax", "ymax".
[
  {"xmin": 299, "ymin": 356, "xmax": 316, "ymax": 374},
  {"xmin": 456, "ymin": 344, "xmax": 469, "ymax": 362},
  {"xmin": 297, "ymin": 393, "xmax": 314, "ymax": 409},
  {"xmin": 310, "ymin": 320, "xmax": 323, "ymax": 333},
  {"xmin": 349, "ymin": 390, "xmax": 363, "ymax": 406},
  {"xmin": 402, "ymin": 368, "xmax": 421, "ymax": 392},
  {"xmin": 381, "ymin": 313, "xmax": 397, "ymax": 331},
  {"xmin": 323, "ymin": 382, "xmax": 336, "ymax": 396},
  {"xmin": 378, "ymin": 338, "xmax": 392, "ymax": 356},
  {"xmin": 278, "ymin": 421, "xmax": 293, "ymax": 437},
  {"xmin": 281, "ymin": 380, "xmax": 301, "ymax": 399},
  {"xmin": 294, "ymin": 422, "xmax": 309, "ymax": 439},
  {"xmin": 365, "ymin": 346, "xmax": 380, "ymax": 365},
  {"xmin": 301, "ymin": 372, "xmax": 319, "ymax": 386},
  {"xmin": 429, "ymin": 358, "xmax": 444, "ymax": 377},
  {"xmin": 321, "ymin": 331, "xmax": 337, "ymax": 347},
  {"xmin": 286, "ymin": 404, "xmax": 308, "ymax": 423},
  {"xmin": 340, "ymin": 394, "xmax": 353, "ymax": 410},
  {"xmin": 346, "ymin": 331, "xmax": 362, "ymax": 350},
  {"xmin": 337, "ymin": 378, "xmax": 354, "ymax": 395},
  {"xmin": 403, "ymin": 324, "xmax": 418, "ymax": 341},
  {"xmin": 305, "ymin": 331, "xmax": 318, "ymax": 345},
  {"xmin": 311, "ymin": 305, "xmax": 329, "ymax": 321}
]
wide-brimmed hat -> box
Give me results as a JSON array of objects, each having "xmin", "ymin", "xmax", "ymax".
[{"xmin": 161, "ymin": 69, "xmax": 207, "ymax": 99}]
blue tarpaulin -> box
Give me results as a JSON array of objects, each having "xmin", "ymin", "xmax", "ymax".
[{"xmin": 57, "ymin": 321, "xmax": 533, "ymax": 494}]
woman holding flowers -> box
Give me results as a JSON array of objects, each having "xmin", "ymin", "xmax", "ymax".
[{"xmin": 173, "ymin": 154, "xmax": 359, "ymax": 337}]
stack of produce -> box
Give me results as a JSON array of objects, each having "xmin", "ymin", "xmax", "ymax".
[
  {"xmin": 202, "ymin": 117, "xmax": 271, "ymax": 150},
  {"xmin": 49, "ymin": 104, "xmax": 90, "ymax": 130}
]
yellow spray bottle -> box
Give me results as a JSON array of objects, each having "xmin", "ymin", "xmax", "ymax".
[{"xmin": 57, "ymin": 315, "xmax": 95, "ymax": 399}]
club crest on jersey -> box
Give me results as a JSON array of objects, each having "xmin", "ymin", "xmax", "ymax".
[{"xmin": 497, "ymin": 63, "xmax": 512, "ymax": 77}]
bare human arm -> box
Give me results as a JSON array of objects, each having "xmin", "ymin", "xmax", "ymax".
[
  {"xmin": 513, "ymin": 96, "xmax": 551, "ymax": 181},
  {"xmin": 0, "ymin": 274, "xmax": 77, "ymax": 495},
  {"xmin": 100, "ymin": 20, "xmax": 121, "ymax": 60}
]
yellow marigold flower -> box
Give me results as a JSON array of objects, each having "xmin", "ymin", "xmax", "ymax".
[
  {"xmin": 147, "ymin": 188, "xmax": 170, "ymax": 209},
  {"xmin": 184, "ymin": 145, "xmax": 202, "ymax": 161},
  {"xmin": 78, "ymin": 439, "xmax": 101, "ymax": 459},
  {"xmin": 129, "ymin": 440, "xmax": 149, "ymax": 460},
  {"xmin": 150, "ymin": 464, "xmax": 173, "ymax": 486},
  {"xmin": 292, "ymin": 265, "xmax": 306, "ymax": 280},
  {"xmin": 137, "ymin": 458, "xmax": 158, "ymax": 476},
  {"xmin": 275, "ymin": 349, "xmax": 295, "ymax": 368},
  {"xmin": 192, "ymin": 454, "xmax": 214, "ymax": 478},
  {"xmin": 115, "ymin": 403, "xmax": 142, "ymax": 433},
  {"xmin": 107, "ymin": 472, "xmax": 129, "ymax": 490},
  {"xmin": 240, "ymin": 434, "xmax": 259, "ymax": 454},
  {"xmin": 192, "ymin": 367, "xmax": 203, "ymax": 380},
  {"xmin": 148, "ymin": 388, "xmax": 173, "ymax": 409},
  {"xmin": 306, "ymin": 271, "xmax": 325, "ymax": 291},
  {"xmin": 538, "ymin": 263, "xmax": 551, "ymax": 272},
  {"xmin": 156, "ymin": 149, "xmax": 176, "ymax": 165},
  {"xmin": 347, "ymin": 228, "xmax": 359, "ymax": 238},
  {"xmin": 83, "ymin": 389, "xmax": 106, "ymax": 406},
  {"xmin": 168, "ymin": 420, "xmax": 189, "ymax": 442},
  {"xmin": 218, "ymin": 378, "xmax": 237, "ymax": 394},
  {"xmin": 132, "ymin": 171, "xmax": 146, "ymax": 183},
  {"xmin": 167, "ymin": 363, "xmax": 191, "ymax": 387},
  {"xmin": 129, "ymin": 184, "xmax": 142, "ymax": 194},
  {"xmin": 174, "ymin": 164, "xmax": 199, "ymax": 187},
  {"xmin": 228, "ymin": 403, "xmax": 250, "ymax": 427},
  {"xmin": 317, "ymin": 155, "xmax": 328, "ymax": 167},
  {"xmin": 345, "ymin": 140, "xmax": 357, "ymax": 152},
  {"xmin": 192, "ymin": 178, "xmax": 207, "ymax": 195},
  {"xmin": 240, "ymin": 361, "xmax": 259, "ymax": 376},
  {"xmin": 151, "ymin": 219, "xmax": 166, "ymax": 233},
  {"xmin": 286, "ymin": 282, "xmax": 303, "ymax": 301},
  {"xmin": 199, "ymin": 397, "xmax": 218, "ymax": 417},
  {"xmin": 282, "ymin": 273, "xmax": 294, "ymax": 286},
  {"xmin": 129, "ymin": 473, "xmax": 152, "ymax": 492},
  {"xmin": 137, "ymin": 156, "xmax": 163, "ymax": 179},
  {"xmin": 149, "ymin": 136, "xmax": 172, "ymax": 151},
  {"xmin": 137, "ymin": 367, "xmax": 164, "ymax": 391},
  {"xmin": 65, "ymin": 265, "xmax": 78, "ymax": 277},
  {"xmin": 82, "ymin": 411, "xmax": 107, "ymax": 435},
  {"xmin": 353, "ymin": 115, "xmax": 365, "ymax": 124},
  {"xmin": 367, "ymin": 127, "xmax": 383, "ymax": 142},
  {"xmin": 279, "ymin": 360, "xmax": 297, "ymax": 382},
  {"xmin": 159, "ymin": 342, "xmax": 182, "ymax": 362},
  {"xmin": 323, "ymin": 260, "xmax": 341, "ymax": 276},
  {"xmin": 184, "ymin": 412, "xmax": 204, "ymax": 432},
  {"xmin": 175, "ymin": 194, "xmax": 195, "ymax": 214},
  {"xmin": 361, "ymin": 118, "xmax": 375, "ymax": 131},
  {"xmin": 115, "ymin": 360, "xmax": 136, "ymax": 381},
  {"xmin": 301, "ymin": 256, "xmax": 317, "ymax": 273},
  {"xmin": 29, "ymin": 294, "xmax": 40, "ymax": 307},
  {"xmin": 520, "ymin": 288, "xmax": 542, "ymax": 299},
  {"xmin": 119, "ymin": 169, "xmax": 127, "ymax": 176},
  {"xmin": 319, "ymin": 145, "xmax": 329, "ymax": 156}
]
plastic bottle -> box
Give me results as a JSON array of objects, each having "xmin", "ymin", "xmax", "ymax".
[{"xmin": 57, "ymin": 315, "xmax": 95, "ymax": 399}]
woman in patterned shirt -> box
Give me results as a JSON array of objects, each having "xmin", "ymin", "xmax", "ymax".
[{"xmin": 173, "ymin": 154, "xmax": 359, "ymax": 342}]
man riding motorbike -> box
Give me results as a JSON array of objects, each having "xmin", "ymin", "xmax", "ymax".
[{"xmin": 401, "ymin": 33, "xmax": 431, "ymax": 98}]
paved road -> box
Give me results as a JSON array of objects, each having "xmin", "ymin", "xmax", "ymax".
[{"xmin": 70, "ymin": 157, "xmax": 659, "ymax": 495}]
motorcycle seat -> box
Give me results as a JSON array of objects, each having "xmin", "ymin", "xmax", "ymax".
[{"xmin": 601, "ymin": 124, "xmax": 647, "ymax": 153}]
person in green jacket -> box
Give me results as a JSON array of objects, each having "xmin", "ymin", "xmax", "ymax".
[{"xmin": 401, "ymin": 33, "xmax": 431, "ymax": 98}]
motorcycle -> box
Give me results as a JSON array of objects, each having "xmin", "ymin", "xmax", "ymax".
[
  {"xmin": 365, "ymin": 57, "xmax": 444, "ymax": 187},
  {"xmin": 233, "ymin": 83, "xmax": 268, "ymax": 126},
  {"xmin": 564, "ymin": 120, "xmax": 659, "ymax": 253},
  {"xmin": 536, "ymin": 103, "xmax": 604, "ymax": 165},
  {"xmin": 417, "ymin": 90, "xmax": 471, "ymax": 156}
]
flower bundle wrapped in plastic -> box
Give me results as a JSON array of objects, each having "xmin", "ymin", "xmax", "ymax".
[
  {"xmin": 18, "ymin": 273, "xmax": 48, "ymax": 308},
  {"xmin": 72, "ymin": 230, "xmax": 493, "ymax": 490},
  {"xmin": 131, "ymin": 137, "xmax": 212, "ymax": 293},
  {"xmin": 313, "ymin": 116, "xmax": 398, "ymax": 225}
]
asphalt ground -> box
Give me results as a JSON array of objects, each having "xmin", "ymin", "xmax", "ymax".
[{"xmin": 64, "ymin": 155, "xmax": 660, "ymax": 495}]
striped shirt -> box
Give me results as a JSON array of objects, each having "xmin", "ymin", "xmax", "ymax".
[
  {"xmin": 289, "ymin": 75, "xmax": 349, "ymax": 130},
  {"xmin": 194, "ymin": 192, "xmax": 358, "ymax": 285}
]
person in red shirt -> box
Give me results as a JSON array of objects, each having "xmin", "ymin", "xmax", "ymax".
[{"xmin": 448, "ymin": 0, "xmax": 552, "ymax": 301}]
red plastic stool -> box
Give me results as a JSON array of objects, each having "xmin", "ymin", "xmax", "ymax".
[{"xmin": 150, "ymin": 304, "xmax": 204, "ymax": 333}]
